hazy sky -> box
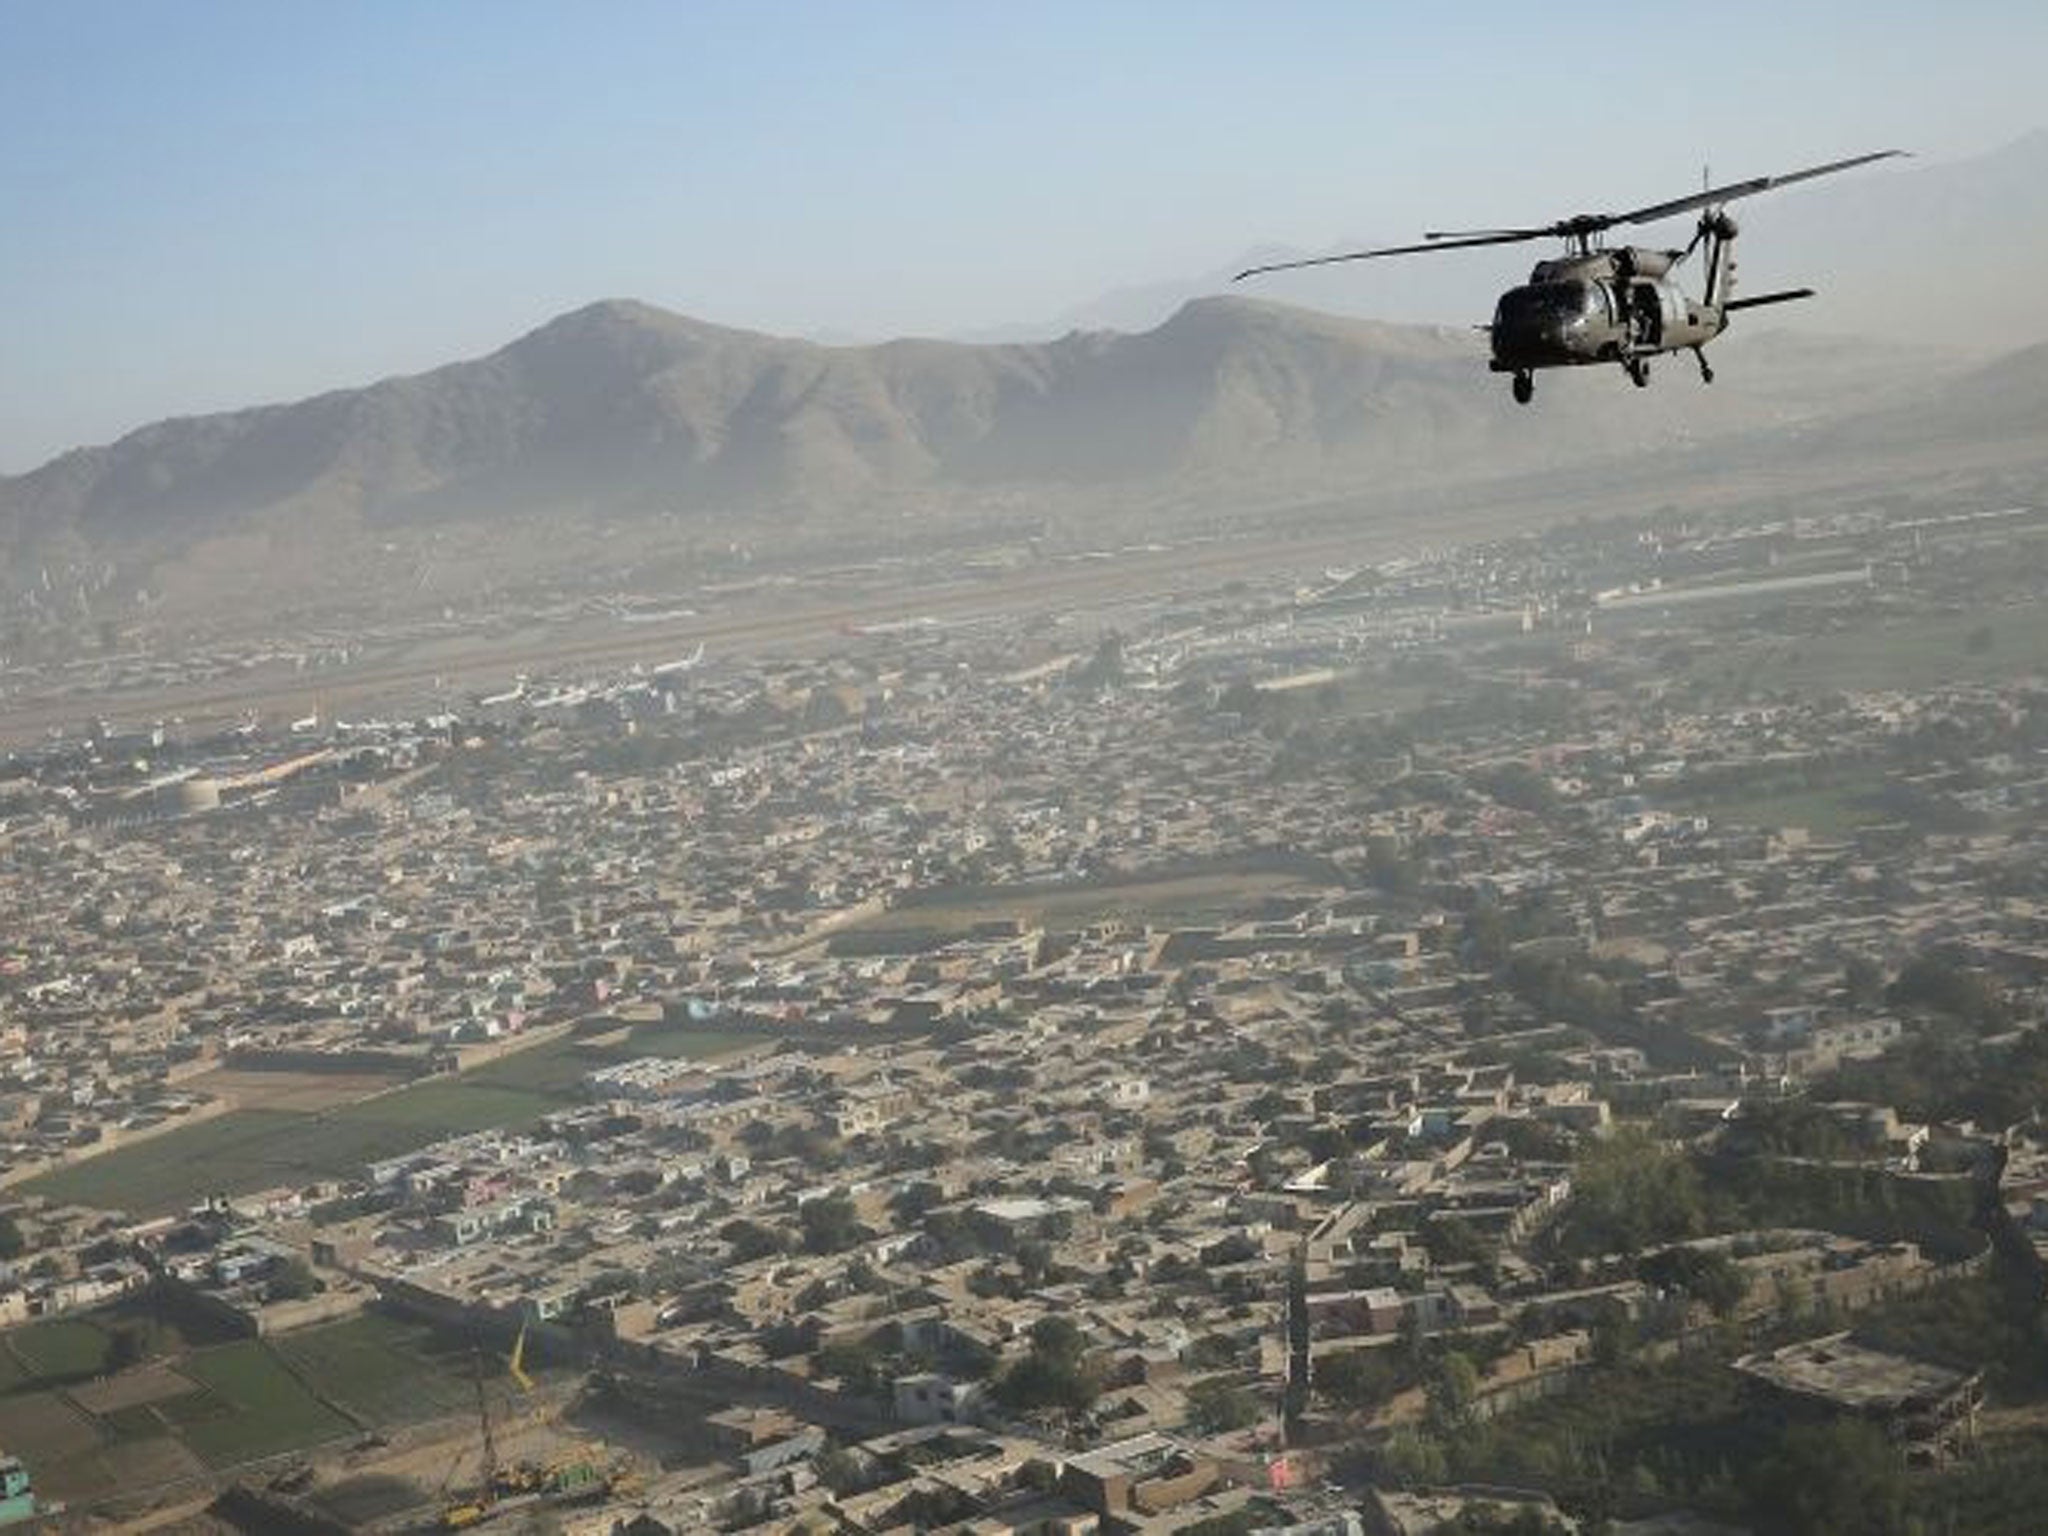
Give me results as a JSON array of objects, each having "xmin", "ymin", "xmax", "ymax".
[{"xmin": 4, "ymin": 0, "xmax": 2044, "ymax": 471}]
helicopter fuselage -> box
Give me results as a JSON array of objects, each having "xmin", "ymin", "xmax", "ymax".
[{"xmin": 1487, "ymin": 248, "xmax": 1723, "ymax": 375}]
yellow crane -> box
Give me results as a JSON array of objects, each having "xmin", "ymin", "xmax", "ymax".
[{"xmin": 439, "ymin": 1321, "xmax": 637, "ymax": 1529}]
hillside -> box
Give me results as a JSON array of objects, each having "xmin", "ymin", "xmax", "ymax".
[{"xmin": 0, "ymin": 294, "xmax": 2019, "ymax": 626}]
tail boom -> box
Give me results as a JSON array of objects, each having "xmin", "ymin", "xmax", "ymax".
[{"xmin": 1722, "ymin": 288, "xmax": 1816, "ymax": 313}]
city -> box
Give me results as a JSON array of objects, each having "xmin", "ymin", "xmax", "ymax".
[{"xmin": 4, "ymin": 490, "xmax": 2048, "ymax": 1532}]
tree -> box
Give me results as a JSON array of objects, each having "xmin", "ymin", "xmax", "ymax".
[
  {"xmin": 890, "ymin": 1181, "xmax": 944, "ymax": 1225},
  {"xmin": 893, "ymin": 1485, "xmax": 978, "ymax": 1528},
  {"xmin": 268, "ymin": 1257, "xmax": 319, "ymax": 1301},
  {"xmin": 814, "ymin": 1338, "xmax": 889, "ymax": 1398},
  {"xmin": 1016, "ymin": 1458, "xmax": 1059, "ymax": 1494},
  {"xmin": 1841, "ymin": 954, "xmax": 1886, "ymax": 1008},
  {"xmin": 1366, "ymin": 835, "xmax": 1421, "ymax": 896},
  {"xmin": 1382, "ymin": 1425, "xmax": 1448, "ymax": 1485},
  {"xmin": 1887, "ymin": 951, "xmax": 2008, "ymax": 1031},
  {"xmin": 1424, "ymin": 1218, "xmax": 1500, "ymax": 1285},
  {"xmin": 1590, "ymin": 1312, "xmax": 1635, "ymax": 1368},
  {"xmin": 0, "ymin": 1214, "xmax": 24, "ymax": 1261},
  {"xmin": 1186, "ymin": 1378, "xmax": 1261, "ymax": 1434},
  {"xmin": 759, "ymin": 1318, "xmax": 820, "ymax": 1360},
  {"xmin": 103, "ymin": 1325, "xmax": 145, "ymax": 1374},
  {"xmin": 1315, "ymin": 1346, "xmax": 1406, "ymax": 1412},
  {"xmin": 1743, "ymin": 1419, "xmax": 1909, "ymax": 1536},
  {"xmin": 1423, "ymin": 1352, "xmax": 1480, "ymax": 1438},
  {"xmin": 994, "ymin": 1317, "xmax": 1101, "ymax": 1414},
  {"xmin": 1186, "ymin": 1333, "xmax": 1242, "ymax": 1371},
  {"xmin": 1561, "ymin": 1127, "xmax": 1705, "ymax": 1256},
  {"xmin": 799, "ymin": 1194, "xmax": 868, "ymax": 1255},
  {"xmin": 1476, "ymin": 761, "xmax": 1559, "ymax": 817},
  {"xmin": 1016, "ymin": 1239, "xmax": 1056, "ymax": 1285},
  {"xmin": 1637, "ymin": 1245, "xmax": 1748, "ymax": 1319},
  {"xmin": 1202, "ymin": 1233, "xmax": 1261, "ymax": 1267},
  {"xmin": 813, "ymin": 1444, "xmax": 869, "ymax": 1496},
  {"xmin": 1029, "ymin": 1315, "xmax": 1086, "ymax": 1366},
  {"xmin": 720, "ymin": 1218, "xmax": 788, "ymax": 1262},
  {"xmin": 993, "ymin": 1350, "xmax": 1097, "ymax": 1413}
]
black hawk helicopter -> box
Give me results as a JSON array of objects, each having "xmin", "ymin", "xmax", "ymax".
[{"xmin": 1234, "ymin": 151, "xmax": 1904, "ymax": 404}]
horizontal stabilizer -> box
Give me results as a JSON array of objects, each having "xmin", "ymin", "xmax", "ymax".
[{"xmin": 1724, "ymin": 288, "xmax": 1816, "ymax": 312}]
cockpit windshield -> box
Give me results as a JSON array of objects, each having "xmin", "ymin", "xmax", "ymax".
[{"xmin": 1496, "ymin": 280, "xmax": 1605, "ymax": 329}]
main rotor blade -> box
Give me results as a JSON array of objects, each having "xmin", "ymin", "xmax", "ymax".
[
  {"xmin": 1234, "ymin": 229, "xmax": 1538, "ymax": 281},
  {"xmin": 1423, "ymin": 227, "xmax": 1549, "ymax": 241},
  {"xmin": 1614, "ymin": 149, "xmax": 1907, "ymax": 229}
]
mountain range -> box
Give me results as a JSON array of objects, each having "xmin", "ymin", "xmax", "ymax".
[{"xmin": 2, "ymin": 289, "xmax": 2044, "ymax": 629}]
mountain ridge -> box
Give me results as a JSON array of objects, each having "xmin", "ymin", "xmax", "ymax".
[
  {"xmin": 0, "ymin": 293, "xmax": 2029, "ymax": 626},
  {"xmin": 0, "ymin": 295, "xmax": 1518, "ymax": 539}
]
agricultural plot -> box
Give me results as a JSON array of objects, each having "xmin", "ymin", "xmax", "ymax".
[
  {"xmin": 1687, "ymin": 599, "xmax": 2048, "ymax": 700},
  {"xmin": 0, "ymin": 1390, "xmax": 121, "ymax": 1504},
  {"xmin": 160, "ymin": 1340, "xmax": 354, "ymax": 1467},
  {"xmin": 849, "ymin": 866, "xmax": 1325, "ymax": 946},
  {"xmin": 2, "ymin": 1316, "xmax": 114, "ymax": 1389},
  {"xmin": 90, "ymin": 1433, "xmax": 207, "ymax": 1498},
  {"xmin": 20, "ymin": 1024, "xmax": 753, "ymax": 1217},
  {"xmin": 272, "ymin": 1310, "xmax": 489, "ymax": 1425},
  {"xmin": 1666, "ymin": 780, "xmax": 1895, "ymax": 840},
  {"xmin": 66, "ymin": 1362, "xmax": 195, "ymax": 1415},
  {"xmin": 464, "ymin": 1022, "xmax": 757, "ymax": 1094},
  {"xmin": 19, "ymin": 1108, "xmax": 302, "ymax": 1216},
  {"xmin": 624, "ymin": 1024, "xmax": 759, "ymax": 1063},
  {"xmin": 0, "ymin": 1302, "xmax": 543, "ymax": 1512}
]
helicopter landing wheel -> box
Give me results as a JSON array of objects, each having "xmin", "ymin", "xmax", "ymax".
[
  {"xmin": 1511, "ymin": 371, "xmax": 1533, "ymax": 405},
  {"xmin": 1625, "ymin": 356, "xmax": 1651, "ymax": 389},
  {"xmin": 1693, "ymin": 346, "xmax": 1714, "ymax": 384}
]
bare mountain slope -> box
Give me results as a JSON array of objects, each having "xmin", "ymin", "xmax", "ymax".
[
  {"xmin": 0, "ymin": 295, "xmax": 2003, "ymax": 624},
  {"xmin": 0, "ymin": 297, "xmax": 1546, "ymax": 567},
  {"xmin": 1786, "ymin": 338, "xmax": 2048, "ymax": 457}
]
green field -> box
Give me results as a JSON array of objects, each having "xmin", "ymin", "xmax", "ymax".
[
  {"xmin": 1669, "ymin": 782, "xmax": 1894, "ymax": 839},
  {"xmin": 1688, "ymin": 601, "xmax": 2048, "ymax": 699},
  {"xmin": 20, "ymin": 1022, "xmax": 752, "ymax": 1217},
  {"xmin": 851, "ymin": 862, "xmax": 1331, "ymax": 946},
  {"xmin": 459, "ymin": 1024, "xmax": 758, "ymax": 1095},
  {"xmin": 0, "ymin": 1305, "xmax": 509, "ymax": 1503},
  {"xmin": 165, "ymin": 1340, "xmax": 355, "ymax": 1466},
  {"xmin": 0, "ymin": 1317, "xmax": 113, "ymax": 1391},
  {"xmin": 272, "ymin": 1310, "xmax": 496, "ymax": 1424},
  {"xmin": 0, "ymin": 1391, "xmax": 113, "ymax": 1504}
]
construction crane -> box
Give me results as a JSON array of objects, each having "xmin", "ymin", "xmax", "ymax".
[
  {"xmin": 438, "ymin": 1323, "xmax": 631, "ymax": 1530},
  {"xmin": 438, "ymin": 1344, "xmax": 506, "ymax": 1531}
]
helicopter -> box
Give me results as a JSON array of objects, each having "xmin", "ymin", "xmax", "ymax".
[{"xmin": 1234, "ymin": 151, "xmax": 1904, "ymax": 404}]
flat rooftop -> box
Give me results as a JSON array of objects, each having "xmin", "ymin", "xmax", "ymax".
[{"xmin": 1734, "ymin": 1333, "xmax": 1978, "ymax": 1412}]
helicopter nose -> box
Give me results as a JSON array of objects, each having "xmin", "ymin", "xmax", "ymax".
[{"xmin": 1499, "ymin": 313, "xmax": 1560, "ymax": 353}]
